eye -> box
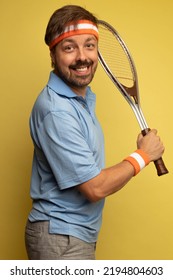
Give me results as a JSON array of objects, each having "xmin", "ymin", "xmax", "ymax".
[
  {"xmin": 87, "ymin": 43, "xmax": 94, "ymax": 48},
  {"xmin": 85, "ymin": 41, "xmax": 97, "ymax": 50},
  {"xmin": 63, "ymin": 44, "xmax": 75, "ymax": 52}
]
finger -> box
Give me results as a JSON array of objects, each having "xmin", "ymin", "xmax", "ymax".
[
  {"xmin": 137, "ymin": 132, "xmax": 143, "ymax": 141},
  {"xmin": 149, "ymin": 128, "xmax": 158, "ymax": 135}
]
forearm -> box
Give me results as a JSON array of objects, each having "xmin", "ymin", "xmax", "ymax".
[
  {"xmin": 77, "ymin": 129, "xmax": 165, "ymax": 202},
  {"xmin": 77, "ymin": 160, "xmax": 135, "ymax": 202}
]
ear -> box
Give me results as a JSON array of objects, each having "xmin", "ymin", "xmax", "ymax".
[{"xmin": 50, "ymin": 50, "xmax": 55, "ymax": 65}]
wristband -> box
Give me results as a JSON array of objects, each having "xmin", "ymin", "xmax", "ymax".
[{"xmin": 124, "ymin": 149, "xmax": 150, "ymax": 176}]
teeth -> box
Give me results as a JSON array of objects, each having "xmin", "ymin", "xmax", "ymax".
[{"xmin": 76, "ymin": 67, "xmax": 87, "ymax": 72}]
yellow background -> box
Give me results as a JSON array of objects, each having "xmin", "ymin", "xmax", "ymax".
[{"xmin": 1, "ymin": 0, "xmax": 172, "ymax": 260}]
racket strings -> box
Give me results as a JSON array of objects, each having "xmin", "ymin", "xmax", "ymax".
[{"xmin": 98, "ymin": 26, "xmax": 135, "ymax": 88}]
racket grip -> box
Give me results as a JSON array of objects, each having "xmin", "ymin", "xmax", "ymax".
[{"xmin": 141, "ymin": 128, "xmax": 169, "ymax": 176}]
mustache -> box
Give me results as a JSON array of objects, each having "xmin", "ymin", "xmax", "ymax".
[{"xmin": 69, "ymin": 60, "xmax": 93, "ymax": 69}]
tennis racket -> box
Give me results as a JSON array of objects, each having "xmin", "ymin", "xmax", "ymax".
[{"xmin": 98, "ymin": 20, "xmax": 168, "ymax": 176}]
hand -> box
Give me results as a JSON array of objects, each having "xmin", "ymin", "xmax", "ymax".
[{"xmin": 137, "ymin": 129, "xmax": 165, "ymax": 162}]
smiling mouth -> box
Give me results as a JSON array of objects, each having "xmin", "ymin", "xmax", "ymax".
[
  {"xmin": 70, "ymin": 66, "xmax": 92, "ymax": 77},
  {"xmin": 75, "ymin": 66, "xmax": 88, "ymax": 72},
  {"xmin": 70, "ymin": 61, "xmax": 93, "ymax": 72}
]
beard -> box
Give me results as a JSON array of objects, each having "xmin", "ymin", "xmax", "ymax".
[{"xmin": 54, "ymin": 60, "xmax": 97, "ymax": 89}]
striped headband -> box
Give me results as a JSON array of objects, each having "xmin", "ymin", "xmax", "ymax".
[{"xmin": 49, "ymin": 20, "xmax": 99, "ymax": 50}]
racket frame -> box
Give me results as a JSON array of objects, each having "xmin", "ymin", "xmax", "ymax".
[
  {"xmin": 97, "ymin": 20, "xmax": 168, "ymax": 176},
  {"xmin": 98, "ymin": 20, "xmax": 148, "ymax": 131}
]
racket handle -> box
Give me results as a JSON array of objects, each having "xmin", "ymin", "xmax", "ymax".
[{"xmin": 141, "ymin": 128, "xmax": 169, "ymax": 176}]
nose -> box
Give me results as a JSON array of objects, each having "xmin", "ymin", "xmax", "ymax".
[{"xmin": 76, "ymin": 47, "xmax": 87, "ymax": 61}]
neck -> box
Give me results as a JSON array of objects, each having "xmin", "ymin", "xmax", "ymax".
[{"xmin": 70, "ymin": 86, "xmax": 87, "ymax": 98}]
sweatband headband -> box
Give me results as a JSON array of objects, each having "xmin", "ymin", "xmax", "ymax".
[
  {"xmin": 49, "ymin": 20, "xmax": 99, "ymax": 50},
  {"xmin": 124, "ymin": 149, "xmax": 150, "ymax": 176}
]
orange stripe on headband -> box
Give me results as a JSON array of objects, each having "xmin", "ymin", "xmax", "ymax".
[{"xmin": 49, "ymin": 20, "xmax": 99, "ymax": 50}]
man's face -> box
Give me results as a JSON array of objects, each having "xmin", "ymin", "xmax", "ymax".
[{"xmin": 51, "ymin": 34, "xmax": 98, "ymax": 96}]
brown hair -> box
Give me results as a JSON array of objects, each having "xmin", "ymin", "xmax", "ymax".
[{"xmin": 44, "ymin": 5, "xmax": 98, "ymax": 46}]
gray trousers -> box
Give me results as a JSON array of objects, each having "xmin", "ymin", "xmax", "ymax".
[{"xmin": 25, "ymin": 220, "xmax": 96, "ymax": 260}]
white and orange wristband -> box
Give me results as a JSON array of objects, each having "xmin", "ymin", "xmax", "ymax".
[{"xmin": 124, "ymin": 149, "xmax": 150, "ymax": 176}]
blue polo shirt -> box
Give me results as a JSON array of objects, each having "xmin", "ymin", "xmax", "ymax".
[{"xmin": 28, "ymin": 71, "xmax": 105, "ymax": 243}]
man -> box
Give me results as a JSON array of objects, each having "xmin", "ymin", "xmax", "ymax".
[{"xmin": 25, "ymin": 5, "xmax": 164, "ymax": 260}]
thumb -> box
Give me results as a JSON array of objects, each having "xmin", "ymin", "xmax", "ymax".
[{"xmin": 137, "ymin": 132, "xmax": 143, "ymax": 142}]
